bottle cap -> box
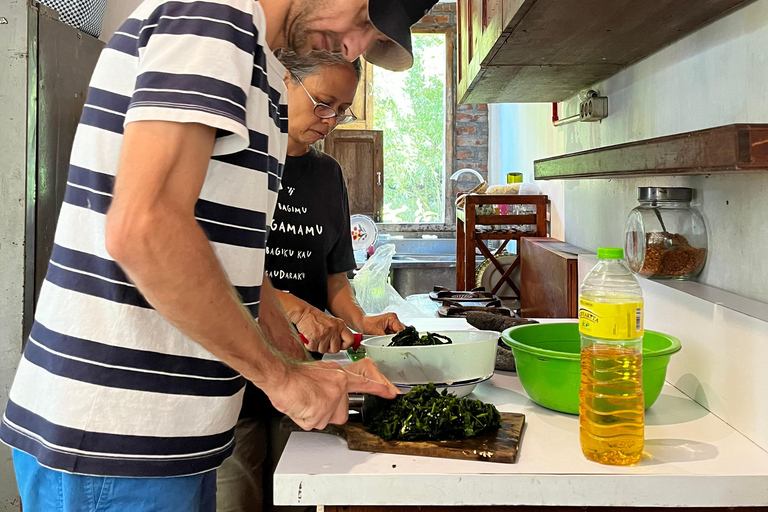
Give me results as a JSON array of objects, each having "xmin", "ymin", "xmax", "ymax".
[{"xmin": 597, "ymin": 247, "xmax": 624, "ymax": 259}]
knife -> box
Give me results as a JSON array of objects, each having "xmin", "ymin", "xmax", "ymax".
[{"xmin": 279, "ymin": 393, "xmax": 398, "ymax": 433}]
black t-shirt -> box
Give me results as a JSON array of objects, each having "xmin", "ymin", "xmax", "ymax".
[
  {"xmin": 265, "ymin": 147, "xmax": 356, "ymax": 310},
  {"xmin": 241, "ymin": 147, "xmax": 356, "ymax": 418}
]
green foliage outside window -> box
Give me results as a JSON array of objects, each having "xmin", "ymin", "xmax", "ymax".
[{"xmin": 373, "ymin": 34, "xmax": 446, "ymax": 223}]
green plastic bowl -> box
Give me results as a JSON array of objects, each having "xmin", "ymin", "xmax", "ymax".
[{"xmin": 501, "ymin": 323, "xmax": 681, "ymax": 415}]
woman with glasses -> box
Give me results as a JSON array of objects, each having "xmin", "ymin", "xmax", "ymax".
[
  {"xmin": 268, "ymin": 49, "xmax": 405, "ymax": 354},
  {"xmin": 217, "ymin": 50, "xmax": 405, "ymax": 512}
]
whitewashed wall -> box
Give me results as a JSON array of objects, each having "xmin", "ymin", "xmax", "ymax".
[
  {"xmin": 491, "ymin": 0, "xmax": 768, "ymax": 304},
  {"xmin": 0, "ymin": 0, "xmax": 28, "ymax": 508}
]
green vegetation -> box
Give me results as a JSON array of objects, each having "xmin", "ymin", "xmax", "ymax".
[
  {"xmin": 373, "ymin": 34, "xmax": 446, "ymax": 223},
  {"xmin": 387, "ymin": 326, "xmax": 453, "ymax": 347},
  {"xmin": 367, "ymin": 384, "xmax": 502, "ymax": 441}
]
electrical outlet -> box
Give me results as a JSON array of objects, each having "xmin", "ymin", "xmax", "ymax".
[{"xmin": 579, "ymin": 96, "xmax": 608, "ymax": 122}]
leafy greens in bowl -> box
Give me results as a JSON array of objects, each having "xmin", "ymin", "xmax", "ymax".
[{"xmin": 387, "ymin": 325, "xmax": 453, "ymax": 347}]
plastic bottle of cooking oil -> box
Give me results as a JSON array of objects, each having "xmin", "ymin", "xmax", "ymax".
[{"xmin": 578, "ymin": 247, "xmax": 644, "ymax": 465}]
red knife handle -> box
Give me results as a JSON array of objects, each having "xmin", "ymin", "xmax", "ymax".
[{"xmin": 299, "ymin": 333, "xmax": 363, "ymax": 350}]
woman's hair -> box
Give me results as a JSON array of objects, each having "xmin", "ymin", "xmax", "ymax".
[{"xmin": 277, "ymin": 49, "xmax": 363, "ymax": 84}]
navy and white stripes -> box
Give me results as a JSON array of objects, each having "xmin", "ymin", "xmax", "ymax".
[{"xmin": 1, "ymin": 0, "xmax": 287, "ymax": 478}]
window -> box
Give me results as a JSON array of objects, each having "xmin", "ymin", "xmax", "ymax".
[{"xmin": 373, "ymin": 33, "xmax": 448, "ymax": 224}]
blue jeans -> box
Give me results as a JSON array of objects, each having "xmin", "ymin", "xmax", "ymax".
[{"xmin": 13, "ymin": 449, "xmax": 216, "ymax": 512}]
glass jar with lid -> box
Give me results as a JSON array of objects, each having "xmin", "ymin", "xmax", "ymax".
[{"xmin": 624, "ymin": 187, "xmax": 707, "ymax": 279}]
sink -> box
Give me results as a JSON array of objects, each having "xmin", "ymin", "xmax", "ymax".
[
  {"xmin": 392, "ymin": 254, "xmax": 457, "ymax": 263},
  {"xmin": 351, "ymin": 238, "xmax": 488, "ymax": 298}
]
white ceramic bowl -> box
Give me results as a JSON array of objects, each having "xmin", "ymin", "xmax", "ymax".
[{"xmin": 361, "ymin": 330, "xmax": 499, "ymax": 389}]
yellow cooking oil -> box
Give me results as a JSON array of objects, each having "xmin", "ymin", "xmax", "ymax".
[
  {"xmin": 578, "ymin": 247, "xmax": 644, "ymax": 466},
  {"xmin": 579, "ymin": 343, "xmax": 644, "ymax": 465}
]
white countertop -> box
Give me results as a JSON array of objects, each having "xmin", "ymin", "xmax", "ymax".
[{"xmin": 273, "ymin": 318, "xmax": 768, "ymax": 508}]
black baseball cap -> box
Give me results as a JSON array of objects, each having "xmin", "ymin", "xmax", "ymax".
[{"xmin": 364, "ymin": 0, "xmax": 440, "ymax": 71}]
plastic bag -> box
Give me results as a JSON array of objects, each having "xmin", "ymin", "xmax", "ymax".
[
  {"xmin": 519, "ymin": 182, "xmax": 544, "ymax": 195},
  {"xmin": 352, "ymin": 244, "xmax": 424, "ymax": 319}
]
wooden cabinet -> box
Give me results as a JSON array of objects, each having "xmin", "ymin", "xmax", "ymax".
[
  {"xmin": 335, "ymin": 58, "xmax": 374, "ymax": 131},
  {"xmin": 457, "ymin": 0, "xmax": 523, "ymax": 104},
  {"xmin": 520, "ymin": 238, "xmax": 593, "ymax": 318},
  {"xmin": 457, "ymin": 0, "xmax": 756, "ymax": 103},
  {"xmin": 323, "ymin": 129, "xmax": 384, "ymax": 221}
]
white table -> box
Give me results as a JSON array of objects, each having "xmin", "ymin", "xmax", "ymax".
[{"xmin": 274, "ymin": 318, "xmax": 768, "ymax": 509}]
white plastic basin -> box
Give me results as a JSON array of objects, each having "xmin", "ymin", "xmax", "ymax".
[{"xmin": 361, "ymin": 330, "xmax": 499, "ymax": 388}]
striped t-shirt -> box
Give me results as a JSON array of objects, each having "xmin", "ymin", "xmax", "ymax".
[{"xmin": 1, "ymin": 0, "xmax": 288, "ymax": 477}]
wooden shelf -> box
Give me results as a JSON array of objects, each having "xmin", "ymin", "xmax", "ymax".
[
  {"xmin": 534, "ymin": 124, "xmax": 768, "ymax": 180},
  {"xmin": 460, "ymin": 0, "xmax": 757, "ymax": 103}
]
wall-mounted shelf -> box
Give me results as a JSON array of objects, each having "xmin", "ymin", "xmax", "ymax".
[
  {"xmin": 534, "ymin": 124, "xmax": 768, "ymax": 180},
  {"xmin": 459, "ymin": 0, "xmax": 757, "ymax": 103}
]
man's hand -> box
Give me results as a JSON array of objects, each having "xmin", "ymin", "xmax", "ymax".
[
  {"xmin": 265, "ymin": 358, "xmax": 398, "ymax": 430},
  {"xmin": 295, "ymin": 306, "xmax": 356, "ymax": 354},
  {"xmin": 359, "ymin": 313, "xmax": 406, "ymax": 336}
]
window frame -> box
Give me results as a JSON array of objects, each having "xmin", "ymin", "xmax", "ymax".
[{"xmin": 375, "ymin": 26, "xmax": 457, "ymax": 234}]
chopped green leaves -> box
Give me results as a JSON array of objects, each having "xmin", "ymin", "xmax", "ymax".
[
  {"xmin": 387, "ymin": 326, "xmax": 453, "ymax": 347},
  {"xmin": 368, "ymin": 384, "xmax": 502, "ymax": 441}
]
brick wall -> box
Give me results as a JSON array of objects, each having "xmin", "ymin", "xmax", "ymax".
[
  {"xmin": 456, "ymin": 103, "xmax": 488, "ymax": 177},
  {"xmin": 418, "ymin": 2, "xmax": 455, "ymax": 26},
  {"xmin": 416, "ymin": 3, "xmax": 489, "ymax": 186}
]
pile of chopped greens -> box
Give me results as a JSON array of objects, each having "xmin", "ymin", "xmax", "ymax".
[
  {"xmin": 387, "ymin": 326, "xmax": 453, "ymax": 347},
  {"xmin": 367, "ymin": 383, "xmax": 502, "ymax": 441}
]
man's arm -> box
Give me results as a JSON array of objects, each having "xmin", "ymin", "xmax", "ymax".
[
  {"xmin": 106, "ymin": 120, "xmax": 396, "ymax": 430},
  {"xmin": 258, "ymin": 277, "xmax": 310, "ymax": 361},
  {"xmin": 106, "ymin": 121, "xmax": 286, "ymax": 385}
]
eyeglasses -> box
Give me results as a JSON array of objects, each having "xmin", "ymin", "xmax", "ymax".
[{"xmin": 292, "ymin": 73, "xmax": 357, "ymax": 126}]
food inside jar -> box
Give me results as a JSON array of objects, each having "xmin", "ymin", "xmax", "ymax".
[{"xmin": 630, "ymin": 232, "xmax": 706, "ymax": 278}]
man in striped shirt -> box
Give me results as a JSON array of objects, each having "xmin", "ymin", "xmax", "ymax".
[{"xmin": 2, "ymin": 0, "xmax": 437, "ymax": 510}]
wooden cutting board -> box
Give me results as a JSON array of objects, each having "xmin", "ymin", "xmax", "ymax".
[{"xmin": 288, "ymin": 412, "xmax": 525, "ymax": 464}]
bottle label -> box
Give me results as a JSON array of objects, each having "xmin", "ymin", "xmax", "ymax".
[{"xmin": 579, "ymin": 298, "xmax": 644, "ymax": 340}]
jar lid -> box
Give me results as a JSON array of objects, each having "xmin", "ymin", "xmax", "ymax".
[{"xmin": 637, "ymin": 187, "xmax": 692, "ymax": 202}]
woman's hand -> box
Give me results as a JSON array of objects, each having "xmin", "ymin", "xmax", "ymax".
[
  {"xmin": 296, "ymin": 306, "xmax": 357, "ymax": 354},
  {"xmin": 359, "ymin": 313, "xmax": 406, "ymax": 336}
]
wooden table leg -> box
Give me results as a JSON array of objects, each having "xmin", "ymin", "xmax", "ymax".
[
  {"xmin": 536, "ymin": 202, "xmax": 548, "ymax": 237},
  {"xmin": 465, "ymin": 207, "xmax": 476, "ymax": 290}
]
